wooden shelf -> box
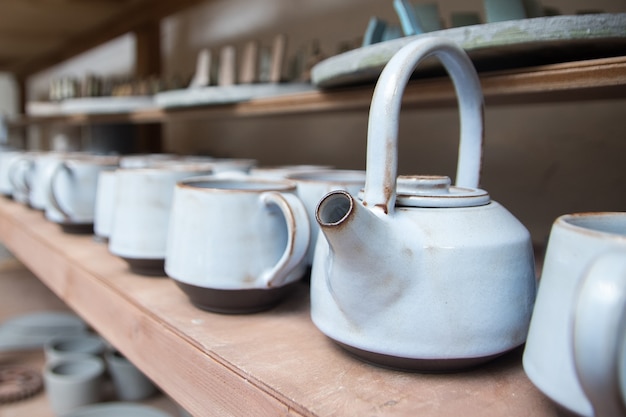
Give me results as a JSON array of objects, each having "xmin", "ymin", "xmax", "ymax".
[
  {"xmin": 9, "ymin": 55, "xmax": 626, "ymax": 128},
  {"xmin": 0, "ymin": 197, "xmax": 562, "ymax": 417}
]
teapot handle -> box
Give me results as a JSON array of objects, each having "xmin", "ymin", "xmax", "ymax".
[
  {"xmin": 573, "ymin": 251, "xmax": 626, "ymax": 417},
  {"xmin": 363, "ymin": 37, "xmax": 484, "ymax": 215}
]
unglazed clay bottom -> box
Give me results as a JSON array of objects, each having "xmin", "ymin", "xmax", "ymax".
[{"xmin": 174, "ymin": 280, "xmax": 300, "ymax": 314}]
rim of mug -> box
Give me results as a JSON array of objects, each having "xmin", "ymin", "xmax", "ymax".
[
  {"xmin": 285, "ymin": 169, "xmax": 367, "ymax": 184},
  {"xmin": 115, "ymin": 164, "xmax": 217, "ymax": 174},
  {"xmin": 251, "ymin": 164, "xmax": 334, "ymax": 172},
  {"xmin": 45, "ymin": 334, "xmax": 105, "ymax": 356},
  {"xmin": 558, "ymin": 212, "xmax": 626, "ymax": 239},
  {"xmin": 61, "ymin": 155, "xmax": 120, "ymax": 166},
  {"xmin": 178, "ymin": 175, "xmax": 297, "ymax": 192},
  {"xmin": 44, "ymin": 356, "xmax": 105, "ymax": 381}
]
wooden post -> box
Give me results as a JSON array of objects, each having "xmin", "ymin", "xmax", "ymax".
[{"xmin": 134, "ymin": 21, "xmax": 162, "ymax": 153}]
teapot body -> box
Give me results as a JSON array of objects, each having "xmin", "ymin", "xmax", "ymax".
[{"xmin": 311, "ymin": 199, "xmax": 536, "ymax": 369}]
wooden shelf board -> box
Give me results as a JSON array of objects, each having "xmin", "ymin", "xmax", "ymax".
[
  {"xmin": 11, "ymin": 56, "xmax": 626, "ymax": 128},
  {"xmin": 0, "ymin": 197, "xmax": 561, "ymax": 417}
]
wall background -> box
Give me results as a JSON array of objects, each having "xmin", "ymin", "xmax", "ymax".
[{"xmin": 7, "ymin": 0, "xmax": 626, "ymax": 245}]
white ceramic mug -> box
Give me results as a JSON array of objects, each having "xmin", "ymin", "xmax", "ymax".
[
  {"xmin": 29, "ymin": 151, "xmax": 87, "ymax": 211},
  {"xmin": 46, "ymin": 155, "xmax": 119, "ymax": 232},
  {"xmin": 93, "ymin": 169, "xmax": 117, "ymax": 241},
  {"xmin": 44, "ymin": 334, "xmax": 107, "ymax": 364},
  {"xmin": 165, "ymin": 176, "xmax": 310, "ymax": 313},
  {"xmin": 7, "ymin": 151, "xmax": 37, "ymax": 205},
  {"xmin": 108, "ymin": 165, "xmax": 214, "ymax": 275},
  {"xmin": 43, "ymin": 356, "xmax": 106, "ymax": 416},
  {"xmin": 0, "ymin": 150, "xmax": 25, "ymax": 197},
  {"xmin": 286, "ymin": 169, "xmax": 365, "ymax": 266},
  {"xmin": 523, "ymin": 212, "xmax": 626, "ymax": 417},
  {"xmin": 104, "ymin": 350, "xmax": 157, "ymax": 401}
]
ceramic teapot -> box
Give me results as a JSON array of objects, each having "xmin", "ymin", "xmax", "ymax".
[{"xmin": 310, "ymin": 37, "xmax": 537, "ymax": 371}]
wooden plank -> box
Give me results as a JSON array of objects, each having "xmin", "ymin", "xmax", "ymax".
[
  {"xmin": 7, "ymin": 0, "xmax": 207, "ymax": 77},
  {"xmin": 0, "ymin": 197, "xmax": 560, "ymax": 417},
  {"xmin": 9, "ymin": 56, "xmax": 626, "ymax": 127}
]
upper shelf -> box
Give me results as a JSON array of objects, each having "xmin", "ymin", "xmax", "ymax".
[
  {"xmin": 0, "ymin": 189, "xmax": 560, "ymax": 417},
  {"xmin": 8, "ymin": 55, "xmax": 626, "ymax": 127}
]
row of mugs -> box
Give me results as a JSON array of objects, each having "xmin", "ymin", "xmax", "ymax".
[
  {"xmin": 43, "ymin": 332, "xmax": 156, "ymax": 416},
  {"xmin": 0, "ymin": 149, "xmax": 366, "ymax": 311}
]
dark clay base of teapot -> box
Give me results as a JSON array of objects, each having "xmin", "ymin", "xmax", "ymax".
[
  {"xmin": 334, "ymin": 341, "xmax": 505, "ymax": 373},
  {"xmin": 59, "ymin": 222, "xmax": 94, "ymax": 235},
  {"xmin": 174, "ymin": 280, "xmax": 299, "ymax": 314},
  {"xmin": 122, "ymin": 257, "xmax": 167, "ymax": 277}
]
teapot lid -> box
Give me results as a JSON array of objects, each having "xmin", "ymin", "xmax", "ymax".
[{"xmin": 376, "ymin": 175, "xmax": 489, "ymax": 208}]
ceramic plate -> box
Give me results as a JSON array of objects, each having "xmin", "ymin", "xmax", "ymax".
[
  {"xmin": 0, "ymin": 311, "xmax": 87, "ymax": 351},
  {"xmin": 61, "ymin": 96, "xmax": 157, "ymax": 114},
  {"xmin": 64, "ymin": 402, "xmax": 173, "ymax": 417},
  {"xmin": 154, "ymin": 83, "xmax": 314, "ymax": 108},
  {"xmin": 311, "ymin": 13, "xmax": 626, "ymax": 88}
]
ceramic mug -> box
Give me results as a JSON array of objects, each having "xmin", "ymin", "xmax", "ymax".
[
  {"xmin": 0, "ymin": 150, "xmax": 25, "ymax": 197},
  {"xmin": 7, "ymin": 151, "xmax": 37, "ymax": 205},
  {"xmin": 44, "ymin": 333, "xmax": 107, "ymax": 363},
  {"xmin": 165, "ymin": 176, "xmax": 310, "ymax": 313},
  {"xmin": 46, "ymin": 155, "xmax": 119, "ymax": 232},
  {"xmin": 93, "ymin": 169, "xmax": 117, "ymax": 242},
  {"xmin": 108, "ymin": 165, "xmax": 214, "ymax": 276},
  {"xmin": 104, "ymin": 350, "xmax": 157, "ymax": 401},
  {"xmin": 286, "ymin": 169, "xmax": 365, "ymax": 266},
  {"xmin": 43, "ymin": 355, "xmax": 106, "ymax": 416},
  {"xmin": 523, "ymin": 212, "xmax": 626, "ymax": 417},
  {"xmin": 29, "ymin": 151, "xmax": 88, "ymax": 211}
]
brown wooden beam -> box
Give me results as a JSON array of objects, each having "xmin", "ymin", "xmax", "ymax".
[
  {"xmin": 10, "ymin": 0, "xmax": 206, "ymax": 78},
  {"xmin": 135, "ymin": 21, "xmax": 161, "ymax": 79}
]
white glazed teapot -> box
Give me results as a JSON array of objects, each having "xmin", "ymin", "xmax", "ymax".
[{"xmin": 310, "ymin": 37, "xmax": 537, "ymax": 371}]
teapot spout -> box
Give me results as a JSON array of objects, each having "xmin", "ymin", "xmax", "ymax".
[{"xmin": 316, "ymin": 190, "xmax": 385, "ymax": 256}]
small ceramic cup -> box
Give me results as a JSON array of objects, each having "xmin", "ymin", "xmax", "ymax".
[
  {"xmin": 46, "ymin": 155, "xmax": 119, "ymax": 233},
  {"xmin": 286, "ymin": 169, "xmax": 366, "ymax": 266},
  {"xmin": 108, "ymin": 165, "xmax": 214, "ymax": 276},
  {"xmin": 165, "ymin": 176, "xmax": 310, "ymax": 313},
  {"xmin": 43, "ymin": 355, "xmax": 106, "ymax": 416},
  {"xmin": 0, "ymin": 150, "xmax": 25, "ymax": 197},
  {"xmin": 44, "ymin": 334, "xmax": 107, "ymax": 364},
  {"xmin": 104, "ymin": 350, "xmax": 157, "ymax": 401},
  {"xmin": 93, "ymin": 169, "xmax": 117, "ymax": 242},
  {"xmin": 523, "ymin": 212, "xmax": 626, "ymax": 417},
  {"xmin": 6, "ymin": 151, "xmax": 38, "ymax": 205}
]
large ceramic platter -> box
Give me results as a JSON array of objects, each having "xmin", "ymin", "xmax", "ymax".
[
  {"xmin": 61, "ymin": 96, "xmax": 157, "ymax": 114},
  {"xmin": 312, "ymin": 13, "xmax": 626, "ymax": 88},
  {"xmin": 154, "ymin": 82, "xmax": 315, "ymax": 108},
  {"xmin": 0, "ymin": 311, "xmax": 87, "ymax": 351}
]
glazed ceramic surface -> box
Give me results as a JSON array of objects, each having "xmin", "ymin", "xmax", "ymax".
[
  {"xmin": 108, "ymin": 165, "xmax": 214, "ymax": 272},
  {"xmin": 165, "ymin": 177, "xmax": 310, "ymax": 312},
  {"xmin": 0, "ymin": 150, "xmax": 25, "ymax": 196},
  {"xmin": 46, "ymin": 156, "xmax": 119, "ymax": 226},
  {"xmin": 310, "ymin": 37, "xmax": 536, "ymax": 371},
  {"xmin": 523, "ymin": 213, "xmax": 626, "ymax": 417},
  {"xmin": 43, "ymin": 356, "xmax": 106, "ymax": 416},
  {"xmin": 285, "ymin": 169, "xmax": 365, "ymax": 266}
]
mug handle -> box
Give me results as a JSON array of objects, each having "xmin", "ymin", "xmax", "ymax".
[
  {"xmin": 8, "ymin": 156, "xmax": 33, "ymax": 197},
  {"xmin": 49, "ymin": 162, "xmax": 74, "ymax": 221},
  {"xmin": 573, "ymin": 251, "xmax": 626, "ymax": 417},
  {"xmin": 258, "ymin": 191, "xmax": 310, "ymax": 288}
]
